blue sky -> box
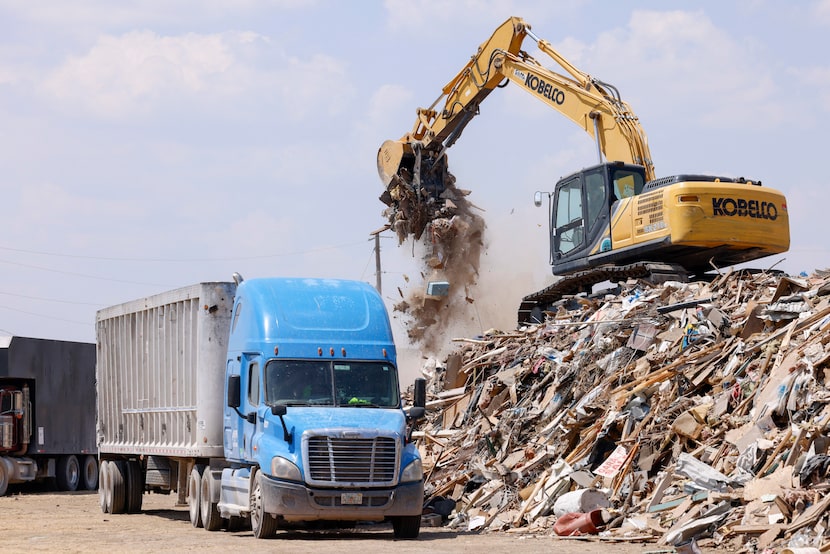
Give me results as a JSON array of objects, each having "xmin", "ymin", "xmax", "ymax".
[{"xmin": 1, "ymin": 1, "xmax": 828, "ymax": 368}]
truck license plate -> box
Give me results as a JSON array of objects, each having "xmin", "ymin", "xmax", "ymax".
[{"xmin": 341, "ymin": 492, "xmax": 363, "ymax": 505}]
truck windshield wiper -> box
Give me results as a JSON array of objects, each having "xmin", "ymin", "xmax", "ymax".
[
  {"xmin": 276, "ymin": 400, "xmax": 310, "ymax": 407},
  {"xmin": 307, "ymin": 398, "xmax": 334, "ymax": 406}
]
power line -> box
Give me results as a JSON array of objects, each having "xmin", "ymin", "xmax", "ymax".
[
  {"xmin": 0, "ymin": 240, "xmax": 368, "ymax": 263},
  {"xmin": 0, "ymin": 291, "xmax": 104, "ymax": 307},
  {"xmin": 0, "ymin": 304, "xmax": 93, "ymax": 326},
  {"xmin": 0, "ymin": 258, "xmax": 173, "ymax": 287}
]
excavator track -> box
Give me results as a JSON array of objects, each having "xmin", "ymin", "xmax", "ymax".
[{"xmin": 517, "ymin": 262, "xmax": 689, "ymax": 324}]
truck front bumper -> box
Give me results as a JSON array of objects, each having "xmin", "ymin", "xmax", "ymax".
[{"xmin": 260, "ymin": 475, "xmax": 424, "ymax": 521}]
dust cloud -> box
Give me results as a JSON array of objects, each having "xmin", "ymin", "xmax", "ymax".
[
  {"xmin": 381, "ymin": 165, "xmax": 548, "ymax": 359},
  {"xmin": 392, "ymin": 203, "xmax": 486, "ymax": 355}
]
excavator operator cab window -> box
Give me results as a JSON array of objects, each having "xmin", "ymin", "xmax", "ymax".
[
  {"xmin": 611, "ymin": 169, "xmax": 645, "ymax": 201},
  {"xmin": 584, "ymin": 170, "xmax": 607, "ymax": 225}
]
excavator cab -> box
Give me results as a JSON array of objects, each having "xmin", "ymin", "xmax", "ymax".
[{"xmin": 546, "ymin": 162, "xmax": 647, "ymax": 275}]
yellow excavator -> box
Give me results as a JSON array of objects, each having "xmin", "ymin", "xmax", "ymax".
[{"xmin": 378, "ymin": 16, "xmax": 790, "ymax": 323}]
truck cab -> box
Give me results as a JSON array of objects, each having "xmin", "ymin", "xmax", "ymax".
[{"xmin": 218, "ymin": 278, "xmax": 424, "ymax": 538}]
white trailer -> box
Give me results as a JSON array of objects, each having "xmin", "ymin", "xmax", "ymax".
[{"xmin": 95, "ymin": 282, "xmax": 236, "ymax": 514}]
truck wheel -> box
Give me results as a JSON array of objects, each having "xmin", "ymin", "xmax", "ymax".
[
  {"xmin": 125, "ymin": 460, "xmax": 144, "ymax": 513},
  {"xmin": 98, "ymin": 460, "xmax": 111, "ymax": 513},
  {"xmin": 200, "ymin": 469, "xmax": 222, "ymax": 531},
  {"xmin": 250, "ymin": 470, "xmax": 277, "ymax": 539},
  {"xmin": 0, "ymin": 457, "xmax": 10, "ymax": 497},
  {"xmin": 81, "ymin": 455, "xmax": 99, "ymax": 490},
  {"xmin": 188, "ymin": 465, "xmax": 205, "ymax": 528},
  {"xmin": 391, "ymin": 515, "xmax": 421, "ymax": 539},
  {"xmin": 108, "ymin": 460, "xmax": 127, "ymax": 514},
  {"xmin": 56, "ymin": 455, "xmax": 80, "ymax": 491}
]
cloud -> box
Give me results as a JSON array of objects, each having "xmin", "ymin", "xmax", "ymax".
[
  {"xmin": 0, "ymin": 0, "xmax": 318, "ymax": 27},
  {"xmin": 39, "ymin": 31, "xmax": 250, "ymax": 118},
  {"xmin": 544, "ymin": 10, "xmax": 787, "ymax": 130},
  {"xmin": 816, "ymin": 0, "xmax": 830, "ymax": 24},
  {"xmin": 791, "ymin": 65, "xmax": 830, "ymax": 113},
  {"xmin": 0, "ymin": 66, "xmax": 18, "ymax": 85},
  {"xmin": 382, "ymin": 0, "xmax": 585, "ymax": 34},
  {"xmin": 38, "ymin": 30, "xmax": 353, "ymax": 120}
]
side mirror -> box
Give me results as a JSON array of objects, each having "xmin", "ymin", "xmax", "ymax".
[
  {"xmin": 534, "ymin": 191, "xmax": 544, "ymax": 207},
  {"xmin": 413, "ymin": 378, "xmax": 426, "ymax": 409},
  {"xmin": 227, "ymin": 374, "xmax": 241, "ymax": 409},
  {"xmin": 270, "ymin": 404, "xmax": 291, "ymax": 442},
  {"xmin": 407, "ymin": 406, "xmax": 426, "ymax": 421}
]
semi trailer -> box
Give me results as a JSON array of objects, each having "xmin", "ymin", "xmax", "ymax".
[{"xmin": 95, "ymin": 276, "xmax": 426, "ymax": 538}]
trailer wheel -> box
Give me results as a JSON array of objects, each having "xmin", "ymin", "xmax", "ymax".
[
  {"xmin": 81, "ymin": 455, "xmax": 99, "ymax": 490},
  {"xmin": 250, "ymin": 469, "xmax": 277, "ymax": 539},
  {"xmin": 98, "ymin": 460, "xmax": 111, "ymax": 513},
  {"xmin": 125, "ymin": 460, "xmax": 144, "ymax": 513},
  {"xmin": 108, "ymin": 460, "xmax": 127, "ymax": 514},
  {"xmin": 188, "ymin": 465, "xmax": 205, "ymax": 528},
  {"xmin": 200, "ymin": 469, "xmax": 222, "ymax": 531},
  {"xmin": 56, "ymin": 455, "xmax": 80, "ymax": 492},
  {"xmin": 0, "ymin": 457, "xmax": 10, "ymax": 497},
  {"xmin": 391, "ymin": 515, "xmax": 421, "ymax": 539}
]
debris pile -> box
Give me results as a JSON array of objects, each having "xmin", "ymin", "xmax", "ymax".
[{"xmin": 412, "ymin": 268, "xmax": 830, "ymax": 552}]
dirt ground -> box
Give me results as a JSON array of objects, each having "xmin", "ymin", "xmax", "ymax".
[{"xmin": 0, "ymin": 484, "xmax": 727, "ymax": 554}]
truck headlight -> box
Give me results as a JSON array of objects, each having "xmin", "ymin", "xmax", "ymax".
[
  {"xmin": 270, "ymin": 457, "xmax": 302, "ymax": 481},
  {"xmin": 400, "ymin": 458, "xmax": 423, "ymax": 483}
]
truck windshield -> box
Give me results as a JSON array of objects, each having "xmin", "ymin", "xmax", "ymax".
[{"xmin": 264, "ymin": 360, "xmax": 400, "ymax": 408}]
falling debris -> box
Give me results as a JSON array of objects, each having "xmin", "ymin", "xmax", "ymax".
[
  {"xmin": 381, "ymin": 164, "xmax": 486, "ymax": 353},
  {"xmin": 406, "ymin": 267, "xmax": 830, "ymax": 551}
]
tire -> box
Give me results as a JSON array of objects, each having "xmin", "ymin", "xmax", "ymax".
[
  {"xmin": 56, "ymin": 455, "xmax": 80, "ymax": 492},
  {"xmin": 250, "ymin": 470, "xmax": 277, "ymax": 539},
  {"xmin": 108, "ymin": 460, "xmax": 127, "ymax": 514},
  {"xmin": 391, "ymin": 514, "xmax": 421, "ymax": 539},
  {"xmin": 200, "ymin": 469, "xmax": 222, "ymax": 531},
  {"xmin": 98, "ymin": 460, "xmax": 111, "ymax": 513},
  {"xmin": 125, "ymin": 460, "xmax": 144, "ymax": 513},
  {"xmin": 0, "ymin": 457, "xmax": 10, "ymax": 497},
  {"xmin": 81, "ymin": 455, "xmax": 98, "ymax": 491},
  {"xmin": 188, "ymin": 465, "xmax": 204, "ymax": 528}
]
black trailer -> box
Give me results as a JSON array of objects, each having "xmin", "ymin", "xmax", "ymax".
[{"xmin": 0, "ymin": 336, "xmax": 97, "ymax": 495}]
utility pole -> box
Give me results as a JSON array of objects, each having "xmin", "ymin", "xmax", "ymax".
[{"xmin": 369, "ymin": 226, "xmax": 390, "ymax": 294}]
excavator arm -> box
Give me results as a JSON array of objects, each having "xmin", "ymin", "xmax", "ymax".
[{"xmin": 377, "ymin": 16, "xmax": 654, "ymax": 194}]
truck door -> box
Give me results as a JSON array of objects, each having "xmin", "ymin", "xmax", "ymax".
[
  {"xmin": 223, "ymin": 359, "xmax": 242, "ymax": 461},
  {"xmin": 241, "ymin": 357, "xmax": 261, "ymax": 461}
]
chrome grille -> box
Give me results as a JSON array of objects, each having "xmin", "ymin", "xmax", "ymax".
[{"xmin": 307, "ymin": 435, "xmax": 397, "ymax": 484}]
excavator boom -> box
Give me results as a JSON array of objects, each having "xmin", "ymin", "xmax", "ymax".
[{"xmin": 377, "ymin": 16, "xmax": 654, "ymax": 191}]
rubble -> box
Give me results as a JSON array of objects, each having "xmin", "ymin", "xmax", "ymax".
[{"xmin": 411, "ymin": 267, "xmax": 830, "ymax": 552}]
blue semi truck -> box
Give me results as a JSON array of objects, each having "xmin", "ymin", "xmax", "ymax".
[{"xmin": 96, "ymin": 276, "xmax": 425, "ymax": 538}]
